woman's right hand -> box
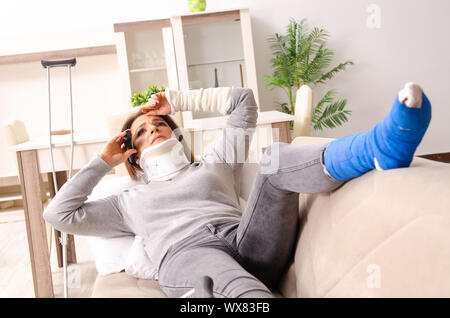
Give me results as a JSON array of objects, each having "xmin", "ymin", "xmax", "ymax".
[{"xmin": 100, "ymin": 131, "xmax": 137, "ymax": 168}]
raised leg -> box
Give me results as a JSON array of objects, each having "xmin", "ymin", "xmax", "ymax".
[
  {"xmin": 236, "ymin": 141, "xmax": 343, "ymax": 287},
  {"xmin": 324, "ymin": 82, "xmax": 432, "ymax": 181}
]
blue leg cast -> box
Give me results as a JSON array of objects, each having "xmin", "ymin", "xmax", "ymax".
[{"xmin": 324, "ymin": 87, "xmax": 432, "ymax": 182}]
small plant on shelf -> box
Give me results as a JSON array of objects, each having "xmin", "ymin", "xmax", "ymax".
[{"xmin": 130, "ymin": 83, "xmax": 166, "ymax": 107}]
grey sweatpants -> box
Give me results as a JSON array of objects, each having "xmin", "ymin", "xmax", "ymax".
[{"xmin": 157, "ymin": 140, "xmax": 344, "ymax": 298}]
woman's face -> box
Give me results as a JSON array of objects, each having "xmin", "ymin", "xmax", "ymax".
[{"xmin": 130, "ymin": 115, "xmax": 173, "ymax": 164}]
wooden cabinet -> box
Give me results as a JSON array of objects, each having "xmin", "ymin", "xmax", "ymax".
[{"xmin": 114, "ymin": 8, "xmax": 260, "ymax": 121}]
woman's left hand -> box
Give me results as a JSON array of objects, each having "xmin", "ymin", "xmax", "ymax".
[
  {"xmin": 100, "ymin": 131, "xmax": 137, "ymax": 168},
  {"xmin": 141, "ymin": 92, "xmax": 171, "ymax": 116}
]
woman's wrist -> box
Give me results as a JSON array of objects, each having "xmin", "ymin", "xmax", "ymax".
[
  {"xmin": 100, "ymin": 152, "xmax": 116, "ymax": 168},
  {"xmin": 164, "ymin": 88, "xmax": 177, "ymax": 115}
]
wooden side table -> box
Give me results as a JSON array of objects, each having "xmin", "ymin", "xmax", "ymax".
[{"xmin": 11, "ymin": 133, "xmax": 108, "ymax": 298}]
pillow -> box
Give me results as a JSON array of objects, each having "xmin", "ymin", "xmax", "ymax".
[
  {"xmin": 87, "ymin": 175, "xmax": 158, "ymax": 279},
  {"xmin": 88, "ymin": 234, "xmax": 158, "ymax": 280},
  {"xmin": 125, "ymin": 236, "xmax": 159, "ymax": 280},
  {"xmin": 88, "ymin": 235, "xmax": 134, "ymax": 276}
]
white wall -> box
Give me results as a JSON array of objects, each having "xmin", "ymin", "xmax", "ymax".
[{"xmin": 1, "ymin": 0, "xmax": 449, "ymax": 175}]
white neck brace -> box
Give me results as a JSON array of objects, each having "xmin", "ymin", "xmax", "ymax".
[{"xmin": 139, "ymin": 137, "xmax": 190, "ymax": 182}]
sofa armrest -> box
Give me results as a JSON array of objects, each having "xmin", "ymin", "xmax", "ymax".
[{"xmin": 292, "ymin": 141, "xmax": 450, "ymax": 297}]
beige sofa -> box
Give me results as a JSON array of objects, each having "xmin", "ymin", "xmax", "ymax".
[{"xmin": 92, "ymin": 136, "xmax": 450, "ymax": 298}]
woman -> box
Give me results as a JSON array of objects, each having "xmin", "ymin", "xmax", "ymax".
[{"xmin": 44, "ymin": 83, "xmax": 431, "ymax": 298}]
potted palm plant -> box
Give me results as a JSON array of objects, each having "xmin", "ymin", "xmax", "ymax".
[{"xmin": 265, "ymin": 18, "xmax": 354, "ymax": 132}]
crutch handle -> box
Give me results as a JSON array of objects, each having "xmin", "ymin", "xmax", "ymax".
[{"xmin": 41, "ymin": 58, "xmax": 76, "ymax": 68}]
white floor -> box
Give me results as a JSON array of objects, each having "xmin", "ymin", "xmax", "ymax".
[{"xmin": 0, "ymin": 208, "xmax": 98, "ymax": 298}]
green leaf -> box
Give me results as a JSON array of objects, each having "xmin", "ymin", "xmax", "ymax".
[
  {"xmin": 314, "ymin": 60, "xmax": 354, "ymax": 85},
  {"xmin": 278, "ymin": 102, "xmax": 292, "ymax": 115},
  {"xmin": 313, "ymin": 98, "xmax": 352, "ymax": 131},
  {"xmin": 313, "ymin": 89, "xmax": 336, "ymax": 118}
]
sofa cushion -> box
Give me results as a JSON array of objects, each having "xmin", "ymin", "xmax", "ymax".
[
  {"xmin": 92, "ymin": 272, "xmax": 167, "ymax": 298},
  {"xmin": 92, "ymin": 272, "xmax": 284, "ymax": 298}
]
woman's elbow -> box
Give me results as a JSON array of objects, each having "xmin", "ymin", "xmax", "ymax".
[
  {"xmin": 238, "ymin": 88, "xmax": 256, "ymax": 106},
  {"xmin": 243, "ymin": 87, "xmax": 254, "ymax": 97},
  {"xmin": 43, "ymin": 207, "xmax": 59, "ymax": 227},
  {"xmin": 42, "ymin": 207, "xmax": 71, "ymax": 231}
]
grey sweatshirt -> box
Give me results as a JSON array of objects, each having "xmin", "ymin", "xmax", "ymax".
[{"xmin": 43, "ymin": 87, "xmax": 258, "ymax": 269}]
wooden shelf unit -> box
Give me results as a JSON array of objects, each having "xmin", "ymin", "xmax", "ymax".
[{"xmin": 114, "ymin": 8, "xmax": 260, "ymax": 121}]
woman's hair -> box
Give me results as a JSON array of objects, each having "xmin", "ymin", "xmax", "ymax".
[{"xmin": 121, "ymin": 110, "xmax": 194, "ymax": 180}]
